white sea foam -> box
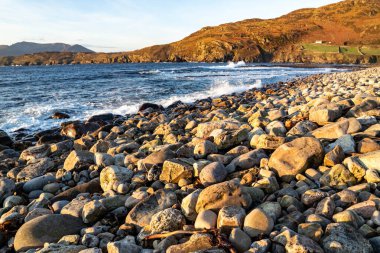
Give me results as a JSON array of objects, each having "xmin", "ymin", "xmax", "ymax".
[
  {"xmin": 138, "ymin": 69, "xmax": 161, "ymax": 75},
  {"xmin": 227, "ymin": 61, "xmax": 246, "ymax": 68}
]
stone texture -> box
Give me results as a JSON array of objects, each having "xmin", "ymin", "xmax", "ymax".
[{"xmin": 243, "ymin": 208, "xmax": 274, "ymax": 237}]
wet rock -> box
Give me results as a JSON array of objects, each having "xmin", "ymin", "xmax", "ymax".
[
  {"xmin": 150, "ymin": 208, "xmax": 185, "ymax": 233},
  {"xmin": 14, "ymin": 214, "xmax": 84, "ymax": 252},
  {"xmin": 51, "ymin": 112, "xmax": 70, "ymax": 119},
  {"xmin": 268, "ymin": 137, "xmax": 324, "ymax": 181},
  {"xmin": 126, "ymin": 189, "xmax": 177, "ymax": 229},
  {"xmin": 243, "ymin": 208, "xmax": 274, "ymax": 237},
  {"xmin": 196, "ymin": 180, "xmax": 252, "ymax": 213},
  {"xmin": 87, "ymin": 113, "xmax": 114, "ymax": 123},
  {"xmin": 138, "ymin": 102, "xmax": 163, "ymax": 112},
  {"xmin": 0, "ymin": 130, "xmax": 13, "ymax": 147},
  {"xmin": 322, "ymin": 223, "xmax": 373, "ymax": 253}
]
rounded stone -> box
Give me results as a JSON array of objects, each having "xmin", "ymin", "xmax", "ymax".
[
  {"xmin": 243, "ymin": 208, "xmax": 274, "ymax": 237},
  {"xmin": 99, "ymin": 165, "xmax": 133, "ymax": 193},
  {"xmin": 195, "ymin": 210, "xmax": 217, "ymax": 229},
  {"xmin": 199, "ymin": 162, "xmax": 227, "ymax": 186},
  {"xmin": 14, "ymin": 214, "xmax": 85, "ymax": 252}
]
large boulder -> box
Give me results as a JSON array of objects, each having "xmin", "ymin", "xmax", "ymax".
[
  {"xmin": 344, "ymin": 150, "xmax": 380, "ymax": 172},
  {"xmin": 268, "ymin": 137, "xmax": 324, "ymax": 181},
  {"xmin": 125, "ymin": 189, "xmax": 177, "ymax": 229},
  {"xmin": 311, "ymin": 118, "xmax": 361, "ymax": 139},
  {"xmin": 14, "ymin": 214, "xmax": 85, "ymax": 252},
  {"xmin": 309, "ymin": 103, "xmax": 342, "ymax": 124},
  {"xmin": 196, "ymin": 180, "xmax": 252, "ymax": 213},
  {"xmin": 211, "ymin": 128, "xmax": 249, "ymax": 150},
  {"xmin": 99, "ymin": 165, "xmax": 133, "ymax": 192},
  {"xmin": 346, "ymin": 97, "xmax": 380, "ymax": 118},
  {"xmin": 322, "ymin": 223, "xmax": 373, "ymax": 253}
]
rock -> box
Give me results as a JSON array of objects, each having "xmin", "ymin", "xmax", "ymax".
[
  {"xmin": 268, "ymin": 137, "xmax": 324, "ymax": 181},
  {"xmin": 243, "ymin": 208, "xmax": 274, "ymax": 237},
  {"xmin": 0, "ymin": 177, "xmax": 15, "ymax": 203},
  {"xmin": 315, "ymin": 197, "xmax": 335, "ymax": 218},
  {"xmin": 82, "ymin": 200, "xmax": 107, "ymax": 223},
  {"xmin": 212, "ymin": 128, "xmax": 249, "ymax": 150},
  {"xmin": 82, "ymin": 233, "xmax": 99, "ymax": 248},
  {"xmin": 24, "ymin": 208, "xmax": 53, "ymax": 222},
  {"xmin": 226, "ymin": 149, "xmax": 267, "ymax": 173},
  {"xmin": 194, "ymin": 210, "xmax": 217, "ymax": 229},
  {"xmin": 364, "ymin": 169, "xmax": 380, "ymax": 183},
  {"xmin": 332, "ymin": 210, "xmax": 363, "ymax": 228},
  {"xmin": 332, "ymin": 189, "xmax": 358, "ymax": 208},
  {"xmin": 229, "ymin": 228, "xmax": 251, "ymax": 252},
  {"xmin": 346, "ymin": 97, "xmax": 380, "ymax": 118},
  {"xmin": 196, "ymin": 180, "xmax": 252, "ymax": 213},
  {"xmin": 258, "ymin": 202, "xmax": 282, "ymax": 221},
  {"xmin": 14, "ymin": 214, "xmax": 84, "ymax": 252},
  {"xmin": 87, "ymin": 113, "xmax": 114, "ymax": 122},
  {"xmin": 3, "ymin": 195, "xmax": 23, "ymax": 208},
  {"xmin": 320, "ymin": 164, "xmax": 357, "ymax": 188},
  {"xmin": 51, "ymin": 112, "xmax": 70, "ymax": 119},
  {"xmin": 94, "ymin": 152, "xmax": 114, "ymax": 167},
  {"xmin": 346, "ymin": 200, "xmax": 377, "ymax": 219},
  {"xmin": 199, "ymin": 162, "xmax": 227, "ymax": 186},
  {"xmin": 138, "ymin": 102, "xmax": 162, "ymax": 112},
  {"xmin": 254, "ymin": 134, "xmax": 286, "ymax": 150},
  {"xmin": 160, "ymin": 158, "xmax": 194, "ymax": 183},
  {"xmin": 287, "ymin": 120, "xmax": 318, "ymax": 136},
  {"xmin": 326, "ymin": 134, "xmax": 356, "ymax": 154},
  {"xmin": 63, "ymin": 150, "xmax": 94, "ymax": 171},
  {"xmin": 324, "ymin": 145, "xmax": 345, "ymax": 166},
  {"xmin": 99, "ymin": 165, "xmax": 133, "ymax": 193},
  {"xmin": 322, "ymin": 223, "xmax": 373, "ymax": 253},
  {"xmin": 50, "ymin": 140, "xmax": 74, "ymax": 156},
  {"xmin": 217, "ymin": 206, "xmax": 246, "ymax": 232},
  {"xmin": 309, "ymin": 103, "xmax": 342, "ymax": 124},
  {"xmin": 126, "ymin": 189, "xmax": 177, "ymax": 229},
  {"xmin": 358, "ymin": 138, "xmax": 380, "ymax": 153},
  {"xmin": 371, "ymin": 210, "xmax": 380, "ymax": 226},
  {"xmin": 311, "ymin": 118, "xmax": 361, "ymax": 139},
  {"xmin": 150, "ymin": 208, "xmax": 185, "ymax": 233},
  {"xmin": 107, "ymin": 238, "xmax": 142, "ymax": 253},
  {"xmin": 19, "ymin": 144, "xmax": 50, "ymax": 161},
  {"xmin": 51, "ymin": 178, "xmax": 102, "ymax": 202},
  {"xmin": 0, "ymin": 130, "xmax": 13, "ymax": 147},
  {"xmin": 298, "ymin": 223, "xmax": 323, "ymax": 242},
  {"xmin": 265, "ymin": 120, "xmax": 287, "ymax": 136},
  {"xmin": 345, "ymin": 150, "xmax": 380, "ymax": 171},
  {"xmin": 196, "ymin": 119, "xmax": 241, "ymax": 138},
  {"xmin": 61, "ymin": 122, "xmax": 100, "ymax": 139},
  {"xmin": 61, "ymin": 197, "xmax": 91, "ymax": 217},
  {"xmin": 301, "ymin": 189, "xmax": 329, "ymax": 206},
  {"xmin": 273, "ymin": 228, "xmax": 324, "ymax": 253},
  {"xmin": 17, "ymin": 158, "xmax": 55, "ymax": 181},
  {"xmin": 181, "ymin": 189, "xmax": 201, "ymax": 221},
  {"xmin": 166, "ymin": 234, "xmax": 213, "ymax": 253},
  {"xmin": 249, "ymin": 239, "xmax": 271, "ymax": 253},
  {"xmin": 194, "ymin": 140, "xmax": 217, "ymax": 159},
  {"xmin": 369, "ymin": 236, "xmax": 380, "ymax": 252}
]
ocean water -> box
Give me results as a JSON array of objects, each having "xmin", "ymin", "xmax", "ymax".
[{"xmin": 0, "ymin": 62, "xmax": 344, "ymax": 135}]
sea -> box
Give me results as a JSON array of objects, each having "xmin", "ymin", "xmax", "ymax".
[{"xmin": 0, "ymin": 62, "xmax": 346, "ymax": 135}]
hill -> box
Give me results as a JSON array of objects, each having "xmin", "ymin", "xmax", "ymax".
[
  {"xmin": 0, "ymin": 42, "xmax": 94, "ymax": 57},
  {"xmin": 1, "ymin": 0, "xmax": 380, "ymax": 65}
]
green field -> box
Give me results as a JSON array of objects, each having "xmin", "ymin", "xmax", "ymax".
[
  {"xmin": 361, "ymin": 46, "xmax": 380, "ymax": 55},
  {"xmin": 302, "ymin": 44, "xmax": 339, "ymax": 53},
  {"xmin": 302, "ymin": 43, "xmax": 380, "ymax": 56}
]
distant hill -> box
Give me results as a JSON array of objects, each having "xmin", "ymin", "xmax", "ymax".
[
  {"xmin": 1, "ymin": 0, "xmax": 380, "ymax": 65},
  {"xmin": 0, "ymin": 42, "xmax": 94, "ymax": 57}
]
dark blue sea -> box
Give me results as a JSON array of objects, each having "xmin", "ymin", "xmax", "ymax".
[{"xmin": 0, "ymin": 62, "xmax": 345, "ymax": 134}]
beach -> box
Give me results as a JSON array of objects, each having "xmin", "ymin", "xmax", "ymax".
[{"xmin": 1, "ymin": 66, "xmax": 380, "ymax": 252}]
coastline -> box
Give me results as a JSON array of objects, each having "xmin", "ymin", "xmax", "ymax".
[{"xmin": 1, "ymin": 67, "xmax": 380, "ymax": 252}]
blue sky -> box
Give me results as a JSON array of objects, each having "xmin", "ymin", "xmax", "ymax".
[{"xmin": 0, "ymin": 0, "xmax": 342, "ymax": 52}]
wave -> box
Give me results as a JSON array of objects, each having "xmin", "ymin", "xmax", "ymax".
[
  {"xmin": 138, "ymin": 69, "xmax": 161, "ymax": 75},
  {"xmin": 227, "ymin": 61, "xmax": 246, "ymax": 68}
]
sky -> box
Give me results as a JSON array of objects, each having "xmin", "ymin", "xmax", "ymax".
[{"xmin": 0, "ymin": 0, "xmax": 342, "ymax": 52}]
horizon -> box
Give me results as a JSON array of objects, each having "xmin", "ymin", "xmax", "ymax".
[{"xmin": 0, "ymin": 0, "xmax": 342, "ymax": 53}]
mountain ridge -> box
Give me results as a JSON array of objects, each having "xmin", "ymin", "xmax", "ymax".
[
  {"xmin": 1, "ymin": 0, "xmax": 380, "ymax": 65},
  {"xmin": 0, "ymin": 41, "xmax": 94, "ymax": 57}
]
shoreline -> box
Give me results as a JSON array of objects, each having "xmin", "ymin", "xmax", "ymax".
[{"xmin": 0, "ymin": 67, "xmax": 380, "ymax": 252}]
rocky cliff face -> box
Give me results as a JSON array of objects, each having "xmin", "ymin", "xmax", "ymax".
[{"xmin": 1, "ymin": 0, "xmax": 380, "ymax": 65}]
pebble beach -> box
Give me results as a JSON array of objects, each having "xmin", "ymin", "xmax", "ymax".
[{"xmin": 1, "ymin": 67, "xmax": 380, "ymax": 253}]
